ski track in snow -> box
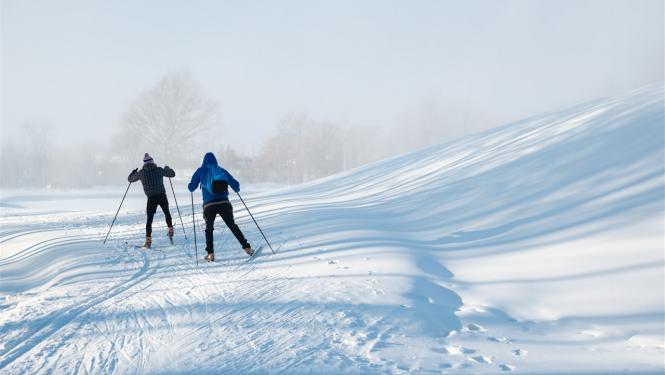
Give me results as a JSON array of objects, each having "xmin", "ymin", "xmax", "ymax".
[
  {"xmin": 1, "ymin": 85, "xmax": 664, "ymax": 374},
  {"xmin": 0, "ymin": 237, "xmax": 153, "ymax": 370}
]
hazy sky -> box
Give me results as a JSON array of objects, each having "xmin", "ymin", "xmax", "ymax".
[{"xmin": 2, "ymin": 0, "xmax": 663, "ymax": 153}]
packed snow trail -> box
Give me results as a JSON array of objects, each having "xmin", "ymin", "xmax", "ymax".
[{"xmin": 0, "ymin": 85, "xmax": 663, "ymax": 374}]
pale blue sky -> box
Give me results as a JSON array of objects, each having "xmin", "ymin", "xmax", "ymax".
[{"xmin": 2, "ymin": 0, "xmax": 663, "ymax": 152}]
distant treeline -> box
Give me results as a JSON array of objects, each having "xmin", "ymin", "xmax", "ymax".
[
  {"xmin": 1, "ymin": 72, "xmax": 488, "ymax": 189},
  {"xmin": 1, "ymin": 114, "xmax": 387, "ymax": 188}
]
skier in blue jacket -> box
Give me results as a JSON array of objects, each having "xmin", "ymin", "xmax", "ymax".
[{"xmin": 188, "ymin": 152, "xmax": 252, "ymax": 261}]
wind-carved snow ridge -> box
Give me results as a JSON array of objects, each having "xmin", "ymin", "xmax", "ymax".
[{"xmin": 0, "ymin": 84, "xmax": 663, "ymax": 374}]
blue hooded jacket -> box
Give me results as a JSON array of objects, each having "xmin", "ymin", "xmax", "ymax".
[{"xmin": 188, "ymin": 152, "xmax": 240, "ymax": 204}]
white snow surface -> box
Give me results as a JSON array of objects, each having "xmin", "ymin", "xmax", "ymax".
[{"xmin": 1, "ymin": 85, "xmax": 664, "ymax": 374}]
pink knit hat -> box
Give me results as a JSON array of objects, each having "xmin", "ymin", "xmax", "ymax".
[{"xmin": 143, "ymin": 153, "xmax": 154, "ymax": 164}]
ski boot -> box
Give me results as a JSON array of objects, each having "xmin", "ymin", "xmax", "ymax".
[
  {"xmin": 142, "ymin": 236, "xmax": 152, "ymax": 249},
  {"xmin": 243, "ymin": 246, "xmax": 254, "ymax": 256},
  {"xmin": 167, "ymin": 226, "xmax": 174, "ymax": 244},
  {"xmin": 205, "ymin": 253, "xmax": 215, "ymax": 262}
]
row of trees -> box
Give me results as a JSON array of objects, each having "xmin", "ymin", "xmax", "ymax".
[
  {"xmin": 216, "ymin": 114, "xmax": 381, "ymax": 185},
  {"xmin": 0, "ymin": 123, "xmax": 116, "ymax": 189},
  {"xmin": 0, "ymin": 116, "xmax": 378, "ymax": 188},
  {"xmin": 1, "ymin": 71, "xmax": 487, "ymax": 189},
  {"xmin": 108, "ymin": 72, "xmax": 387, "ymax": 185}
]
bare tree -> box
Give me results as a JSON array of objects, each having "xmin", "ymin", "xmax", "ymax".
[
  {"xmin": 19, "ymin": 121, "xmax": 54, "ymax": 187},
  {"xmin": 117, "ymin": 71, "xmax": 220, "ymax": 165},
  {"xmin": 257, "ymin": 113, "xmax": 345, "ymax": 184},
  {"xmin": 0, "ymin": 138, "xmax": 22, "ymax": 188}
]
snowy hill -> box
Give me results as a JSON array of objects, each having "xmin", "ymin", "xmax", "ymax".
[{"xmin": 1, "ymin": 85, "xmax": 663, "ymax": 374}]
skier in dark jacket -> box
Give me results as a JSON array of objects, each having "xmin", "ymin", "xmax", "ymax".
[
  {"xmin": 128, "ymin": 153, "xmax": 176, "ymax": 248},
  {"xmin": 188, "ymin": 152, "xmax": 252, "ymax": 261}
]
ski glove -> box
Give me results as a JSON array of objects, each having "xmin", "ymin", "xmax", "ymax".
[{"xmin": 131, "ymin": 168, "xmax": 138, "ymax": 174}]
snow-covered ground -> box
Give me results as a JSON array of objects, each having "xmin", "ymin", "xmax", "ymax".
[{"xmin": 1, "ymin": 85, "xmax": 663, "ymax": 374}]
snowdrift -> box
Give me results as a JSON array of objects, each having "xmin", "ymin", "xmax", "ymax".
[{"xmin": 1, "ymin": 84, "xmax": 663, "ymax": 374}]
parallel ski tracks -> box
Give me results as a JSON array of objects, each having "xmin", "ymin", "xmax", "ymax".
[
  {"xmin": 1, "ymin": 219, "xmax": 289, "ymax": 373},
  {"xmin": 0, "ymin": 233, "xmax": 102, "ymax": 266},
  {"xmin": 0, "ymin": 246, "xmax": 154, "ymax": 371}
]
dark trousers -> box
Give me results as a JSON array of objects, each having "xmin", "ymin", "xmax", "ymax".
[
  {"xmin": 204, "ymin": 202, "xmax": 249, "ymax": 254},
  {"xmin": 146, "ymin": 193, "xmax": 172, "ymax": 237}
]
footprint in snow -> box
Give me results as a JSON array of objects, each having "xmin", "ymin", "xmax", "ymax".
[
  {"xmin": 500, "ymin": 364, "xmax": 516, "ymax": 371},
  {"xmin": 489, "ymin": 336, "xmax": 511, "ymax": 344},
  {"xmin": 512, "ymin": 349, "xmax": 528, "ymax": 356},
  {"xmin": 464, "ymin": 323, "xmax": 486, "ymax": 332},
  {"xmin": 468, "ymin": 355, "xmax": 493, "ymax": 364},
  {"xmin": 442, "ymin": 345, "xmax": 476, "ymax": 355},
  {"xmin": 328, "ymin": 260, "xmax": 337, "ymax": 265}
]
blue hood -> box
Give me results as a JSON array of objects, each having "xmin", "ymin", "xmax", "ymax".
[{"xmin": 202, "ymin": 152, "xmax": 218, "ymax": 166}]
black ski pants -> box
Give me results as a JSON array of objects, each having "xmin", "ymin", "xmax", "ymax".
[
  {"xmin": 204, "ymin": 201, "xmax": 249, "ymax": 254},
  {"xmin": 146, "ymin": 192, "xmax": 172, "ymax": 237}
]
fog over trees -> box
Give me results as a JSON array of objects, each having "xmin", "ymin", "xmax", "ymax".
[
  {"xmin": 2, "ymin": 121, "xmax": 54, "ymax": 188},
  {"xmin": 3, "ymin": 71, "xmax": 485, "ymax": 189},
  {"xmin": 2, "ymin": 1, "xmax": 661, "ymax": 190},
  {"xmin": 113, "ymin": 71, "xmax": 221, "ymax": 167}
]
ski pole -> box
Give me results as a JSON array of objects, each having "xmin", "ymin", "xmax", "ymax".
[
  {"xmin": 169, "ymin": 178, "xmax": 187, "ymax": 240},
  {"xmin": 191, "ymin": 192, "xmax": 199, "ymax": 267},
  {"xmin": 103, "ymin": 182, "xmax": 132, "ymax": 244},
  {"xmin": 236, "ymin": 192, "xmax": 275, "ymax": 254}
]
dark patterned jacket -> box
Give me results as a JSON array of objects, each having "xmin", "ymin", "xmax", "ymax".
[{"xmin": 128, "ymin": 163, "xmax": 175, "ymax": 197}]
